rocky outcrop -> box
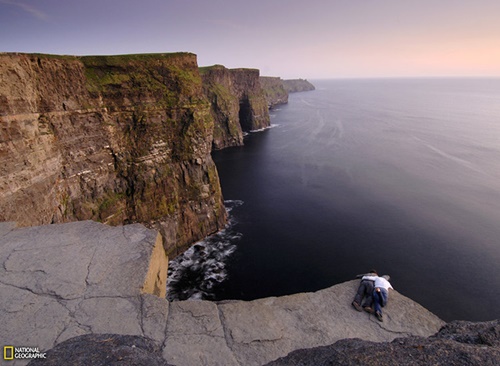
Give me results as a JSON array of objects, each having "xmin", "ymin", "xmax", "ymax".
[
  {"xmin": 1, "ymin": 221, "xmax": 445, "ymax": 365},
  {"xmin": 259, "ymin": 77, "xmax": 315, "ymax": 110},
  {"xmin": 259, "ymin": 76, "xmax": 288, "ymax": 108},
  {"xmin": 265, "ymin": 320, "xmax": 500, "ymax": 366},
  {"xmin": 200, "ymin": 65, "xmax": 270, "ymax": 149},
  {"xmin": 29, "ymin": 334, "xmax": 173, "ymax": 366},
  {"xmin": 30, "ymin": 321, "xmax": 500, "ymax": 366},
  {"xmin": 283, "ymin": 78, "xmax": 315, "ymax": 93},
  {"xmin": 0, "ymin": 52, "xmax": 226, "ymax": 256},
  {"xmin": 200, "ymin": 65, "xmax": 242, "ymax": 149},
  {"xmin": 0, "ymin": 221, "xmax": 170, "ymax": 366}
]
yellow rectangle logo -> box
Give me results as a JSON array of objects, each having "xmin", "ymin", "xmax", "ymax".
[{"xmin": 4, "ymin": 346, "xmax": 14, "ymax": 360}]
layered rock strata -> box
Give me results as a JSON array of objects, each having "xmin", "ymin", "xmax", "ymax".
[
  {"xmin": 200, "ymin": 65, "xmax": 270, "ymax": 149},
  {"xmin": 0, "ymin": 52, "xmax": 227, "ymax": 256},
  {"xmin": 0, "ymin": 221, "xmax": 446, "ymax": 365}
]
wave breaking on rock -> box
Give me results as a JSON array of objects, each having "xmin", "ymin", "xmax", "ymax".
[{"xmin": 166, "ymin": 200, "xmax": 243, "ymax": 301}]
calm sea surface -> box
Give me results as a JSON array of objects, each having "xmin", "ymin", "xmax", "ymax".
[{"xmin": 174, "ymin": 78, "xmax": 500, "ymax": 322}]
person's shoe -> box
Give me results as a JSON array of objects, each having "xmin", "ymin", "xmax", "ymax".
[
  {"xmin": 376, "ymin": 311, "xmax": 383, "ymax": 322},
  {"xmin": 364, "ymin": 306, "xmax": 374, "ymax": 314},
  {"xmin": 352, "ymin": 301, "xmax": 362, "ymax": 312}
]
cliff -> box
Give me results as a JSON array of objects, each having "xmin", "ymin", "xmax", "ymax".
[
  {"xmin": 0, "ymin": 52, "xmax": 227, "ymax": 256},
  {"xmin": 259, "ymin": 76, "xmax": 288, "ymax": 108},
  {"xmin": 0, "ymin": 221, "xmax": 446, "ymax": 366},
  {"xmin": 283, "ymin": 78, "xmax": 315, "ymax": 93},
  {"xmin": 259, "ymin": 77, "xmax": 316, "ymax": 109},
  {"xmin": 200, "ymin": 65, "xmax": 270, "ymax": 149}
]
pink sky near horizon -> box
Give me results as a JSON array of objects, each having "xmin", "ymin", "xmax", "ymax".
[{"xmin": 1, "ymin": 0, "xmax": 499, "ymax": 79}]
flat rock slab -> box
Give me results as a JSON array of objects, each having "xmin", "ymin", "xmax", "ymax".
[
  {"xmin": 0, "ymin": 221, "xmax": 168, "ymax": 365},
  {"xmin": 160, "ymin": 281, "xmax": 444, "ymax": 366},
  {"xmin": 0, "ymin": 221, "xmax": 446, "ymax": 366}
]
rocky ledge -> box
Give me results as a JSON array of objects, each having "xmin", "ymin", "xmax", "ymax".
[
  {"xmin": 265, "ymin": 320, "xmax": 500, "ymax": 366},
  {"xmin": 0, "ymin": 221, "xmax": 448, "ymax": 366},
  {"xmin": 28, "ymin": 320, "xmax": 500, "ymax": 366}
]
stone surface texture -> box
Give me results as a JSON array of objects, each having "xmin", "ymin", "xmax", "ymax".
[
  {"xmin": 0, "ymin": 221, "xmax": 167, "ymax": 366},
  {"xmin": 265, "ymin": 320, "xmax": 500, "ymax": 366},
  {"xmin": 28, "ymin": 334, "xmax": 173, "ymax": 366},
  {"xmin": 1, "ymin": 221, "xmax": 446, "ymax": 366}
]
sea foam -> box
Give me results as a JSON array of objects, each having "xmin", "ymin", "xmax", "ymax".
[{"xmin": 166, "ymin": 200, "xmax": 243, "ymax": 301}]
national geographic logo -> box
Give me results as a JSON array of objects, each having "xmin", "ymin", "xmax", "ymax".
[
  {"xmin": 3, "ymin": 346, "xmax": 47, "ymax": 361},
  {"xmin": 3, "ymin": 346, "xmax": 13, "ymax": 360}
]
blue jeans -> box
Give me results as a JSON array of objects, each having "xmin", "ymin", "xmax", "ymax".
[
  {"xmin": 353, "ymin": 280, "xmax": 374, "ymax": 308},
  {"xmin": 373, "ymin": 288, "xmax": 388, "ymax": 314}
]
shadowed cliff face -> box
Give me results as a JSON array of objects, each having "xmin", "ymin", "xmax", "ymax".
[
  {"xmin": 201, "ymin": 65, "xmax": 270, "ymax": 150},
  {"xmin": 0, "ymin": 52, "xmax": 227, "ymax": 256}
]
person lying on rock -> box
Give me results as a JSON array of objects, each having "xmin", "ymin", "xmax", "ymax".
[
  {"xmin": 352, "ymin": 270, "xmax": 378, "ymax": 313},
  {"xmin": 362, "ymin": 274, "xmax": 393, "ymax": 322}
]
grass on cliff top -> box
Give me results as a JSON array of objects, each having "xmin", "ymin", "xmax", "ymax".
[
  {"xmin": 198, "ymin": 64, "xmax": 227, "ymax": 75},
  {"xmin": 199, "ymin": 65, "xmax": 260, "ymax": 74},
  {"xmin": 13, "ymin": 52, "xmax": 195, "ymax": 63},
  {"xmin": 80, "ymin": 53, "xmax": 195, "ymax": 66}
]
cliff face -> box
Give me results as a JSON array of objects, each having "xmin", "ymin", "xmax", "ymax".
[
  {"xmin": 201, "ymin": 65, "xmax": 270, "ymax": 149},
  {"xmin": 259, "ymin": 76, "xmax": 288, "ymax": 108},
  {"xmin": 0, "ymin": 52, "xmax": 226, "ymax": 256},
  {"xmin": 283, "ymin": 78, "xmax": 315, "ymax": 93}
]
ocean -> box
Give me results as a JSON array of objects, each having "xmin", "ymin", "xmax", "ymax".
[{"xmin": 169, "ymin": 78, "xmax": 500, "ymax": 322}]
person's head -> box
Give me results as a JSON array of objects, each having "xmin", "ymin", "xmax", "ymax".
[{"xmin": 369, "ymin": 269, "xmax": 378, "ymax": 276}]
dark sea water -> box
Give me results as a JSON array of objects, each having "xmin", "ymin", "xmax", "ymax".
[{"xmin": 170, "ymin": 78, "xmax": 500, "ymax": 322}]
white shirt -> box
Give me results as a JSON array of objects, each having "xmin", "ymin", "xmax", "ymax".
[{"xmin": 362, "ymin": 276, "xmax": 393, "ymax": 291}]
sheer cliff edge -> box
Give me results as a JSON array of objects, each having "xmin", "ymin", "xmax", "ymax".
[{"xmin": 1, "ymin": 53, "xmax": 276, "ymax": 257}]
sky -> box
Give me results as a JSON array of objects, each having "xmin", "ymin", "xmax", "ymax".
[{"xmin": 1, "ymin": 0, "xmax": 500, "ymax": 78}]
